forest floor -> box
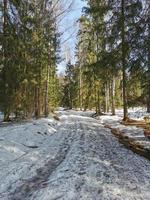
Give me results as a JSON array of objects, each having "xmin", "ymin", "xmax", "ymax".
[{"xmin": 0, "ymin": 109, "xmax": 150, "ymax": 200}]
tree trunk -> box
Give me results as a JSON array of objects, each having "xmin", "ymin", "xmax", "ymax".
[
  {"xmin": 105, "ymin": 84, "xmax": 107, "ymax": 113},
  {"xmin": 147, "ymin": 14, "xmax": 150, "ymax": 113},
  {"xmin": 3, "ymin": 0, "xmax": 10, "ymax": 121},
  {"xmin": 121, "ymin": 0, "xmax": 128, "ymax": 120},
  {"xmin": 79, "ymin": 65, "xmax": 83, "ymax": 110},
  {"xmin": 44, "ymin": 65, "xmax": 49, "ymax": 117},
  {"xmin": 38, "ymin": 86, "xmax": 40, "ymax": 117},
  {"xmin": 107, "ymin": 82, "xmax": 110, "ymax": 113},
  {"xmin": 111, "ymin": 76, "xmax": 116, "ymax": 115},
  {"xmin": 97, "ymin": 89, "xmax": 102, "ymax": 115},
  {"xmin": 147, "ymin": 90, "xmax": 150, "ymax": 113},
  {"xmin": 35, "ymin": 86, "xmax": 40, "ymax": 119},
  {"xmin": 104, "ymin": 82, "xmax": 109, "ymax": 113}
]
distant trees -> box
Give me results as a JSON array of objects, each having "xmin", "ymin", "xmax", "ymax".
[
  {"xmin": 61, "ymin": 0, "xmax": 150, "ymax": 116},
  {"xmin": 61, "ymin": 62, "xmax": 77, "ymax": 109},
  {"xmin": 0, "ymin": 0, "xmax": 60, "ymax": 120},
  {"xmin": 0, "ymin": 0, "xmax": 150, "ymax": 120}
]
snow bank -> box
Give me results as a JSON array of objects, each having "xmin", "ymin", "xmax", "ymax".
[{"xmin": 0, "ymin": 118, "xmax": 59, "ymax": 198}]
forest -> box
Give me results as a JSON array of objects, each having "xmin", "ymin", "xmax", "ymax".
[
  {"xmin": 1, "ymin": 1, "xmax": 150, "ymax": 199},
  {"xmin": 62, "ymin": 0, "xmax": 150, "ymax": 120},
  {"xmin": 0, "ymin": 0, "xmax": 150, "ymax": 121}
]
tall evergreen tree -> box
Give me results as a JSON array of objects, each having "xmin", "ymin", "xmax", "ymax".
[{"xmin": 0, "ymin": 0, "xmax": 60, "ymax": 120}]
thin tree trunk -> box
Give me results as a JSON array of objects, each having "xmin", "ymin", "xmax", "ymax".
[
  {"xmin": 147, "ymin": 14, "xmax": 150, "ymax": 113},
  {"xmin": 111, "ymin": 76, "xmax": 116, "ymax": 115},
  {"xmin": 121, "ymin": 0, "xmax": 128, "ymax": 120},
  {"xmin": 44, "ymin": 65, "xmax": 49, "ymax": 117},
  {"xmin": 35, "ymin": 86, "xmax": 38, "ymax": 118},
  {"xmin": 105, "ymin": 84, "xmax": 107, "ymax": 113},
  {"xmin": 107, "ymin": 81, "xmax": 110, "ymax": 113},
  {"xmin": 3, "ymin": 0, "xmax": 10, "ymax": 121},
  {"xmin": 97, "ymin": 89, "xmax": 101, "ymax": 115},
  {"xmin": 35, "ymin": 86, "xmax": 40, "ymax": 119},
  {"xmin": 79, "ymin": 65, "xmax": 83, "ymax": 110},
  {"xmin": 147, "ymin": 87, "xmax": 150, "ymax": 113},
  {"xmin": 37, "ymin": 86, "xmax": 40, "ymax": 117},
  {"xmin": 105, "ymin": 82, "xmax": 109, "ymax": 113}
]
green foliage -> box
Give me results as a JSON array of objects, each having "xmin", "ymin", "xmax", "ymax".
[
  {"xmin": 62, "ymin": 0, "xmax": 150, "ymax": 114},
  {"xmin": 61, "ymin": 62, "xmax": 78, "ymax": 109},
  {"xmin": 0, "ymin": 0, "xmax": 60, "ymax": 120}
]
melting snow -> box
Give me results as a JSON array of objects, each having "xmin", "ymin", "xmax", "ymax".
[{"xmin": 0, "ymin": 109, "xmax": 150, "ymax": 200}]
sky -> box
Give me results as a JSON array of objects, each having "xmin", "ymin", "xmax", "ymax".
[{"xmin": 57, "ymin": 0, "xmax": 86, "ymax": 74}]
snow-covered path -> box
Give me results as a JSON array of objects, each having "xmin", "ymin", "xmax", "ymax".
[{"xmin": 0, "ymin": 111, "xmax": 150, "ymax": 200}]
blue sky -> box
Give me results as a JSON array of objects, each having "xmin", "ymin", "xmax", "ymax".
[{"xmin": 57, "ymin": 0, "xmax": 86, "ymax": 74}]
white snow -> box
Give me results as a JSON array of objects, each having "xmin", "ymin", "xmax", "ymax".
[
  {"xmin": 97, "ymin": 108, "xmax": 150, "ymax": 163},
  {"xmin": 127, "ymin": 107, "xmax": 149, "ymax": 120},
  {"xmin": 114, "ymin": 107, "xmax": 149, "ymax": 120},
  {"xmin": 0, "ymin": 109, "xmax": 150, "ymax": 200},
  {"xmin": 0, "ymin": 118, "xmax": 60, "ymax": 199}
]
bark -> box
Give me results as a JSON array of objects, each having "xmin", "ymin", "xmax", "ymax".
[
  {"xmin": 121, "ymin": 0, "xmax": 128, "ymax": 120},
  {"xmin": 35, "ymin": 86, "xmax": 40, "ymax": 119},
  {"xmin": 97, "ymin": 89, "xmax": 102, "ymax": 115},
  {"xmin": 147, "ymin": 85, "xmax": 150, "ymax": 113},
  {"xmin": 104, "ymin": 82, "xmax": 110, "ymax": 113},
  {"xmin": 37, "ymin": 86, "xmax": 41, "ymax": 117},
  {"xmin": 111, "ymin": 77, "xmax": 116, "ymax": 115},
  {"xmin": 107, "ymin": 82, "xmax": 110, "ymax": 113},
  {"xmin": 104, "ymin": 84, "xmax": 107, "ymax": 113},
  {"xmin": 79, "ymin": 65, "xmax": 83, "ymax": 110},
  {"xmin": 147, "ymin": 14, "xmax": 150, "ymax": 113},
  {"xmin": 44, "ymin": 65, "xmax": 49, "ymax": 117},
  {"xmin": 3, "ymin": 0, "xmax": 10, "ymax": 121}
]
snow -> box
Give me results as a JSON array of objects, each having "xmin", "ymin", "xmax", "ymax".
[
  {"xmin": 114, "ymin": 107, "xmax": 149, "ymax": 120},
  {"xmin": 127, "ymin": 107, "xmax": 149, "ymax": 120},
  {"xmin": 97, "ymin": 108, "xmax": 150, "ymax": 162},
  {"xmin": 98, "ymin": 107, "xmax": 149, "ymax": 122},
  {"xmin": 0, "ymin": 118, "xmax": 60, "ymax": 199},
  {"xmin": 0, "ymin": 109, "xmax": 150, "ymax": 199}
]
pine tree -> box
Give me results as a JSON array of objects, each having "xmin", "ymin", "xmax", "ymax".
[
  {"xmin": 62, "ymin": 62, "xmax": 77, "ymax": 109},
  {"xmin": 0, "ymin": 0, "xmax": 60, "ymax": 120}
]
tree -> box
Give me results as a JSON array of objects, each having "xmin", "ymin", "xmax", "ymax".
[
  {"xmin": 62, "ymin": 62, "xmax": 76, "ymax": 109},
  {"xmin": 0, "ymin": 0, "xmax": 60, "ymax": 120}
]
